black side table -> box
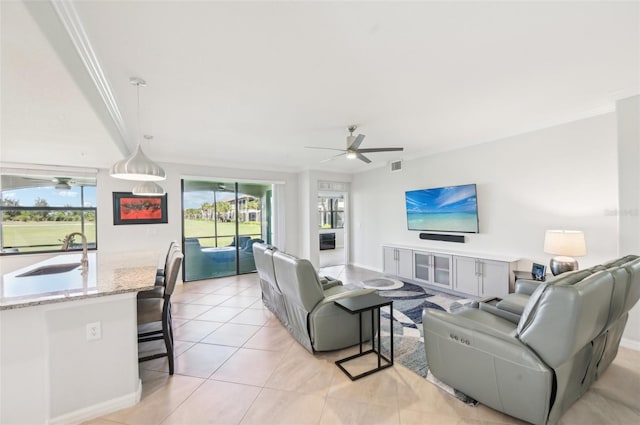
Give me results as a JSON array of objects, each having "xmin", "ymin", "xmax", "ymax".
[{"xmin": 334, "ymin": 293, "xmax": 393, "ymax": 380}]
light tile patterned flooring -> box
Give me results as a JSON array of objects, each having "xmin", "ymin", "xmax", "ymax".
[{"xmin": 86, "ymin": 266, "xmax": 640, "ymax": 425}]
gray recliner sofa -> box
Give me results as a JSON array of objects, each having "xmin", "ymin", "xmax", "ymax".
[
  {"xmin": 422, "ymin": 256, "xmax": 640, "ymax": 425},
  {"xmin": 253, "ymin": 243, "xmax": 288, "ymax": 327},
  {"xmin": 253, "ymin": 242, "xmax": 377, "ymax": 352}
]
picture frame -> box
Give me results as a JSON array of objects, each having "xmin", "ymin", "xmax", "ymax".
[
  {"xmin": 112, "ymin": 192, "xmax": 168, "ymax": 225},
  {"xmin": 531, "ymin": 263, "xmax": 546, "ymax": 281}
]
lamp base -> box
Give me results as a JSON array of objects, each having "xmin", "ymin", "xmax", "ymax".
[{"xmin": 549, "ymin": 256, "xmax": 579, "ymax": 276}]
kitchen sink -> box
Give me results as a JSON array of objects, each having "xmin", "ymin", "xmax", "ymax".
[{"xmin": 17, "ymin": 263, "xmax": 82, "ymax": 277}]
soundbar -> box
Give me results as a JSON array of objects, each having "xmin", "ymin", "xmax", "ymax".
[{"xmin": 419, "ymin": 233, "xmax": 465, "ymax": 243}]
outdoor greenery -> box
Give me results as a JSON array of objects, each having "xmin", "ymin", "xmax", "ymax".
[
  {"xmin": 2, "ymin": 222, "xmax": 97, "ymax": 252},
  {"xmin": 183, "ymin": 219, "xmax": 261, "ymax": 247},
  {"xmin": 2, "ymin": 197, "xmax": 97, "ymax": 252},
  {"xmin": 184, "ymin": 199, "xmax": 260, "ymax": 221},
  {"xmin": 1, "ymin": 198, "xmax": 96, "ymax": 222}
]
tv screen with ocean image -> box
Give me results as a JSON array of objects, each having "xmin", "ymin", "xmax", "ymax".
[{"xmin": 405, "ymin": 184, "xmax": 479, "ymax": 233}]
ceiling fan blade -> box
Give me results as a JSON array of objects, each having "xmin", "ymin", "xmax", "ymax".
[
  {"xmin": 348, "ymin": 134, "xmax": 365, "ymax": 150},
  {"xmin": 305, "ymin": 146, "xmax": 346, "ymax": 152},
  {"xmin": 320, "ymin": 152, "xmax": 346, "ymax": 163},
  {"xmin": 356, "ymin": 147, "xmax": 404, "ymax": 153},
  {"xmin": 356, "ymin": 152, "xmax": 372, "ymax": 163}
]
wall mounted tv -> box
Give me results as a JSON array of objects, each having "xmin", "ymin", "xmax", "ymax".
[{"xmin": 405, "ymin": 183, "xmax": 479, "ymax": 233}]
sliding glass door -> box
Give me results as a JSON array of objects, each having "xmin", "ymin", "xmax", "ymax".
[{"xmin": 182, "ymin": 179, "xmax": 272, "ymax": 281}]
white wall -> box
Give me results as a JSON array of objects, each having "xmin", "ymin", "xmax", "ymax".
[
  {"xmin": 351, "ymin": 113, "xmax": 619, "ymax": 272},
  {"xmin": 350, "ymin": 110, "xmax": 640, "ymax": 346},
  {"xmin": 617, "ymin": 95, "xmax": 640, "ymax": 346}
]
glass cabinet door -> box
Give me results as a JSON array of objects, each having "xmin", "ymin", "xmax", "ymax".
[
  {"xmin": 414, "ymin": 252, "xmax": 431, "ymax": 282},
  {"xmin": 432, "ymin": 254, "xmax": 452, "ymax": 287}
]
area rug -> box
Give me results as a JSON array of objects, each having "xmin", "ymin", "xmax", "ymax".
[{"xmin": 376, "ymin": 281, "xmax": 479, "ymax": 405}]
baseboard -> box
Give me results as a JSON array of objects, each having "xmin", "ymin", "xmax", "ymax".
[
  {"xmin": 49, "ymin": 379, "xmax": 142, "ymax": 425},
  {"xmin": 620, "ymin": 338, "xmax": 640, "ymax": 351}
]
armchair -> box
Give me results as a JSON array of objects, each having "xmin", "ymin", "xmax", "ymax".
[{"xmin": 423, "ymin": 257, "xmax": 640, "ymax": 425}]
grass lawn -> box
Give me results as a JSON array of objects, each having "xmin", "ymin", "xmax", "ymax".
[
  {"xmin": 183, "ymin": 219, "xmax": 262, "ymax": 247},
  {"xmin": 2, "ymin": 222, "xmax": 97, "ymax": 252}
]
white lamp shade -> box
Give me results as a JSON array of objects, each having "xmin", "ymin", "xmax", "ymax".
[
  {"xmin": 544, "ymin": 230, "xmax": 587, "ymax": 257},
  {"xmin": 132, "ymin": 181, "xmax": 165, "ymax": 196},
  {"xmin": 110, "ymin": 145, "xmax": 166, "ymax": 181}
]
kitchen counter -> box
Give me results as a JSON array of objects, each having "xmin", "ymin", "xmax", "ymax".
[
  {"xmin": 0, "ymin": 251, "xmax": 157, "ymax": 310},
  {"xmin": 0, "ymin": 250, "xmax": 160, "ymax": 424}
]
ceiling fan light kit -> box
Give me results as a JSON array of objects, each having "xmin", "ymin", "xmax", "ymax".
[
  {"xmin": 53, "ymin": 177, "xmax": 74, "ymax": 190},
  {"xmin": 306, "ymin": 125, "xmax": 404, "ymax": 164},
  {"xmin": 109, "ymin": 77, "xmax": 166, "ymax": 183}
]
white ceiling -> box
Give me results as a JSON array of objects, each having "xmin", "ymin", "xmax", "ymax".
[{"xmin": 2, "ymin": 1, "xmax": 638, "ymax": 174}]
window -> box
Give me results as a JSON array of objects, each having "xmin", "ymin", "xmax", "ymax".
[
  {"xmin": 318, "ymin": 196, "xmax": 344, "ymax": 229},
  {"xmin": 1, "ymin": 171, "xmax": 97, "ymax": 254}
]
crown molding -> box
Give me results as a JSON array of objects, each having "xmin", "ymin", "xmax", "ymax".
[{"xmin": 50, "ymin": 0, "xmax": 130, "ymax": 157}]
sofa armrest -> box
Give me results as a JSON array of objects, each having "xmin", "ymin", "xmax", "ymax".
[
  {"xmin": 308, "ymin": 288, "xmax": 379, "ymax": 351},
  {"xmin": 515, "ymin": 278, "xmax": 544, "ymax": 295},
  {"xmin": 321, "ymin": 287, "xmax": 377, "ymax": 303},
  {"xmin": 319, "ymin": 275, "xmax": 343, "ymax": 290},
  {"xmin": 424, "ymin": 307, "xmax": 519, "ymax": 345}
]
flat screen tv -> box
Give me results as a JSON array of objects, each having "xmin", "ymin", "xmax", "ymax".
[{"xmin": 405, "ymin": 183, "xmax": 479, "ymax": 233}]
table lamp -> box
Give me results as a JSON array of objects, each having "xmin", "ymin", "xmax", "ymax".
[{"xmin": 544, "ymin": 230, "xmax": 587, "ymax": 276}]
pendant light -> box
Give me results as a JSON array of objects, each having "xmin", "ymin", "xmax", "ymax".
[
  {"xmin": 110, "ymin": 77, "xmax": 166, "ymax": 181},
  {"xmin": 132, "ymin": 181, "xmax": 165, "ymax": 196},
  {"xmin": 132, "ymin": 135, "xmax": 166, "ymax": 196}
]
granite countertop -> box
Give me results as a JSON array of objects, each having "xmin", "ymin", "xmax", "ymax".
[{"xmin": 0, "ymin": 252, "xmax": 158, "ymax": 310}]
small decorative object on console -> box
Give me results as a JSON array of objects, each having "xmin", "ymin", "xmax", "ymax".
[{"xmin": 531, "ymin": 263, "xmax": 546, "ymax": 281}]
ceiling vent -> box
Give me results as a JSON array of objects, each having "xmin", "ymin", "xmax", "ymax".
[{"xmin": 390, "ymin": 160, "xmax": 403, "ymax": 172}]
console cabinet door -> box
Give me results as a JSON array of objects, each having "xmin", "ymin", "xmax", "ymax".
[
  {"xmin": 383, "ymin": 246, "xmax": 397, "ymax": 275},
  {"xmin": 413, "ymin": 251, "xmax": 432, "ymax": 283},
  {"xmin": 414, "ymin": 251, "xmax": 452, "ymax": 289},
  {"xmin": 479, "ymin": 260, "xmax": 509, "ymax": 298},
  {"xmin": 432, "ymin": 254, "xmax": 452, "ymax": 288},
  {"xmin": 383, "ymin": 246, "xmax": 413, "ymax": 279},
  {"xmin": 396, "ymin": 248, "xmax": 413, "ymax": 280},
  {"xmin": 453, "ymin": 256, "xmax": 480, "ymax": 296}
]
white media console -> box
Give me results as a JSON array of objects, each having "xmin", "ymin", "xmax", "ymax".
[{"xmin": 382, "ymin": 244, "xmax": 520, "ymax": 298}]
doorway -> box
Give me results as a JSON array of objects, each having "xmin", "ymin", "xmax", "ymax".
[
  {"xmin": 181, "ymin": 179, "xmax": 272, "ymax": 281},
  {"xmin": 318, "ymin": 192, "xmax": 347, "ymax": 268}
]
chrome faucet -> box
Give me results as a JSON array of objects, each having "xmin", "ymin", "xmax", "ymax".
[{"xmin": 62, "ymin": 232, "xmax": 89, "ymax": 271}]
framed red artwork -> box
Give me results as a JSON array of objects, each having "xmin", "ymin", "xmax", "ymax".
[{"xmin": 112, "ymin": 192, "xmax": 168, "ymax": 225}]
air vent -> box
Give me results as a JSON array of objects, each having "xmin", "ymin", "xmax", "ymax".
[{"xmin": 390, "ymin": 160, "xmax": 403, "ymax": 172}]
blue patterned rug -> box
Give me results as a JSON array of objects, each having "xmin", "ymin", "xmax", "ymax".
[{"xmin": 377, "ymin": 281, "xmax": 479, "ymax": 405}]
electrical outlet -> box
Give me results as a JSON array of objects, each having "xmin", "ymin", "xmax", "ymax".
[{"xmin": 86, "ymin": 321, "xmax": 101, "ymax": 341}]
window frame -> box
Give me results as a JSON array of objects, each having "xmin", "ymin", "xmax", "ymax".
[
  {"xmin": 1, "ymin": 170, "xmax": 98, "ymax": 255},
  {"xmin": 318, "ymin": 196, "xmax": 344, "ymax": 229}
]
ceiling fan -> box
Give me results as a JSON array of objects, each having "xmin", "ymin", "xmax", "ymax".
[
  {"xmin": 52, "ymin": 177, "xmax": 75, "ymax": 190},
  {"xmin": 306, "ymin": 125, "xmax": 404, "ymax": 164}
]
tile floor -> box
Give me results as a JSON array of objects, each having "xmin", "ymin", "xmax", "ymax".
[{"xmin": 86, "ymin": 265, "xmax": 640, "ymax": 425}]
